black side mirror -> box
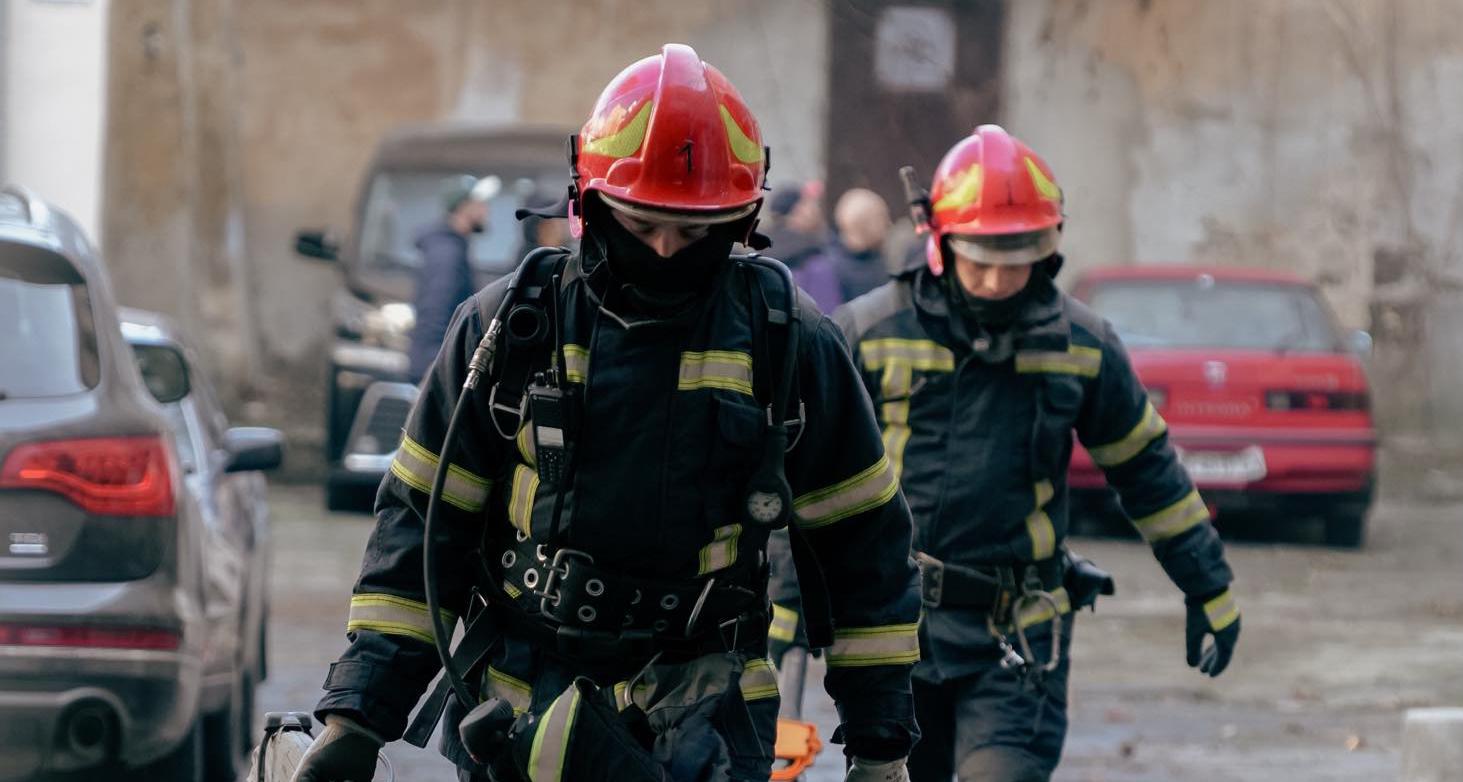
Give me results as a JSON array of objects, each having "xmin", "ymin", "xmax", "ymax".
[
  {"xmin": 295, "ymin": 230, "xmax": 340, "ymax": 262},
  {"xmin": 133, "ymin": 344, "xmax": 191, "ymax": 404},
  {"xmin": 225, "ymin": 427, "xmax": 285, "ymax": 473}
]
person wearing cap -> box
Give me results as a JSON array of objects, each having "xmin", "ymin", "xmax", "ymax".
[
  {"xmin": 293, "ymin": 44, "xmax": 920, "ymax": 782},
  {"xmin": 406, "ymin": 175, "xmax": 501, "ymax": 382},
  {"xmin": 762, "ymin": 181, "xmax": 843, "ymax": 312},
  {"xmin": 832, "ymin": 125, "xmax": 1239, "ymax": 781}
]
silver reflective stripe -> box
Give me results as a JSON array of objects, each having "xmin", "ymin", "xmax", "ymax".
[
  {"xmin": 528, "ymin": 684, "xmax": 582, "ymax": 782},
  {"xmin": 508, "ymin": 464, "xmax": 539, "ymax": 536},
  {"xmin": 794, "ymin": 453, "xmax": 901, "ymax": 530},
  {"xmin": 859, "ymin": 338, "xmax": 955, "ymax": 371},
  {"xmin": 697, "ymin": 524, "xmax": 741, "ymax": 575},
  {"xmin": 562, "ymin": 345, "xmax": 589, "ymax": 384},
  {"xmin": 1132, "ymin": 489, "xmax": 1209, "ymax": 542},
  {"xmin": 1204, "ymin": 589, "xmax": 1239, "ymax": 631},
  {"xmin": 1025, "ymin": 480, "xmax": 1057, "ymax": 560},
  {"xmin": 483, "ymin": 666, "xmax": 533, "ymax": 715},
  {"xmin": 1088, "ymin": 401, "xmax": 1168, "ymax": 467},
  {"xmin": 346, "ymin": 593, "xmax": 455, "ymax": 645},
  {"xmin": 1015, "ymin": 345, "xmax": 1102, "ymax": 378},
  {"xmin": 390, "ymin": 435, "xmax": 492, "ymax": 512},
  {"xmin": 826, "ymin": 623, "xmax": 920, "ymax": 667},
  {"xmin": 739, "ymin": 657, "xmax": 779, "ymax": 702},
  {"xmin": 678, "ymin": 350, "xmax": 754, "ymax": 396}
]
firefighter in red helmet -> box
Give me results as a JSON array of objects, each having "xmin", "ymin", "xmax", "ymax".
[
  {"xmin": 292, "ymin": 44, "xmax": 920, "ymax": 782},
  {"xmin": 830, "ymin": 125, "xmax": 1240, "ymax": 781}
]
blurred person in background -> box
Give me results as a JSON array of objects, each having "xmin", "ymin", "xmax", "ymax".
[
  {"xmin": 406, "ymin": 175, "xmax": 499, "ymax": 382},
  {"xmin": 761, "ymin": 180, "xmax": 843, "ymax": 311},
  {"xmin": 833, "ymin": 125, "xmax": 1240, "ymax": 781},
  {"xmin": 828, "ymin": 187, "xmax": 893, "ymax": 302}
]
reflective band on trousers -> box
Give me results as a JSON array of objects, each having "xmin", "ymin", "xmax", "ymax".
[
  {"xmin": 739, "ymin": 657, "xmax": 779, "ymax": 702},
  {"xmin": 528, "ymin": 684, "xmax": 582, "ymax": 782},
  {"xmin": 1204, "ymin": 589, "xmax": 1240, "ymax": 632},
  {"xmin": 769, "ymin": 604, "xmax": 798, "ymax": 643},
  {"xmin": 1088, "ymin": 400, "xmax": 1167, "ymax": 467},
  {"xmin": 483, "ymin": 666, "xmax": 533, "ymax": 715},
  {"xmin": 794, "ymin": 453, "xmax": 901, "ymax": 530},
  {"xmin": 390, "ymin": 435, "xmax": 492, "ymax": 512},
  {"xmin": 1015, "ymin": 345, "xmax": 1102, "ymax": 378},
  {"xmin": 1132, "ymin": 489, "xmax": 1209, "ymax": 543},
  {"xmin": 562, "ymin": 344, "xmax": 589, "ymax": 384},
  {"xmin": 346, "ymin": 593, "xmax": 456, "ymax": 645},
  {"xmin": 1024, "ymin": 480, "xmax": 1057, "ymax": 561},
  {"xmin": 826, "ymin": 623, "xmax": 920, "ymax": 667},
  {"xmin": 509, "ymin": 464, "xmax": 540, "ymax": 536},
  {"xmin": 697, "ymin": 524, "xmax": 741, "ymax": 575},
  {"xmin": 678, "ymin": 350, "xmax": 754, "ymax": 396}
]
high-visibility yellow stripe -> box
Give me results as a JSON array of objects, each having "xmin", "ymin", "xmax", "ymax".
[
  {"xmin": 719, "ymin": 105, "xmax": 763, "ymax": 164},
  {"xmin": 562, "ymin": 344, "xmax": 588, "ymax": 384},
  {"xmin": 582, "ymin": 99, "xmax": 653, "ymax": 159},
  {"xmin": 1132, "ymin": 489, "xmax": 1209, "ymax": 543},
  {"xmin": 1025, "ymin": 480, "xmax": 1057, "ymax": 560},
  {"xmin": 826, "ymin": 623, "xmax": 920, "ymax": 667},
  {"xmin": 860, "ymin": 338, "xmax": 955, "ymax": 372},
  {"xmin": 483, "ymin": 666, "xmax": 533, "ymax": 715},
  {"xmin": 346, "ymin": 593, "xmax": 456, "ymax": 645},
  {"xmin": 697, "ymin": 524, "xmax": 741, "ymax": 575},
  {"xmin": 517, "ymin": 424, "xmax": 537, "ymax": 468},
  {"xmin": 1025, "ymin": 156, "xmax": 1062, "ymax": 202},
  {"xmin": 503, "ymin": 580, "xmax": 523, "ymax": 599},
  {"xmin": 794, "ymin": 453, "xmax": 900, "ymax": 530},
  {"xmin": 528, "ymin": 684, "xmax": 581, "ymax": 782},
  {"xmin": 1089, "ymin": 401, "xmax": 1168, "ymax": 467},
  {"xmin": 932, "ymin": 163, "xmax": 984, "ymax": 214},
  {"xmin": 769, "ymin": 604, "xmax": 798, "ymax": 643},
  {"xmin": 508, "ymin": 464, "xmax": 539, "ymax": 536},
  {"xmin": 678, "ymin": 350, "xmax": 754, "ymax": 396},
  {"xmin": 739, "ymin": 657, "xmax": 780, "ymax": 702},
  {"xmin": 390, "ymin": 436, "xmax": 492, "ymax": 512},
  {"xmin": 1015, "ymin": 345, "xmax": 1102, "ymax": 378},
  {"xmin": 1203, "ymin": 589, "xmax": 1240, "ymax": 632},
  {"xmin": 1006, "ymin": 587, "xmax": 1072, "ymax": 630}
]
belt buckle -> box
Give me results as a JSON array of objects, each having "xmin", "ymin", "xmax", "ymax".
[
  {"xmin": 914, "ymin": 552, "xmax": 944, "ymax": 608},
  {"xmin": 536, "ymin": 547, "xmax": 593, "ymax": 616}
]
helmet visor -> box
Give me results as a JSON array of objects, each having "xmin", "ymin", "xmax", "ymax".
[
  {"xmin": 599, "ymin": 192, "xmax": 758, "ymax": 226},
  {"xmin": 947, "ymin": 227, "xmax": 1060, "ymax": 267}
]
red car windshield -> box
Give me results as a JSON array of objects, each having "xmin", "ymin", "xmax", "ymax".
[{"xmin": 1086, "ymin": 278, "xmax": 1342, "ymax": 352}]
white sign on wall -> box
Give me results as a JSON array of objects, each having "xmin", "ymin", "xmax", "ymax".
[{"xmin": 874, "ymin": 6, "xmax": 956, "ymax": 92}]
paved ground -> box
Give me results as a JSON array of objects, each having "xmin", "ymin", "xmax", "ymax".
[{"xmin": 255, "ymin": 484, "xmax": 1463, "ymax": 781}]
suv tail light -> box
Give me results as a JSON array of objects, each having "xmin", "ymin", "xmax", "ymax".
[
  {"xmin": 0, "ymin": 623, "xmax": 181, "ymax": 651},
  {"xmin": 1265, "ymin": 390, "xmax": 1369, "ymax": 411},
  {"xmin": 0, "ymin": 436, "xmax": 176, "ymax": 516}
]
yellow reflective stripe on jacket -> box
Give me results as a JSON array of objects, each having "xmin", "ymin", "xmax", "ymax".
[
  {"xmin": 346, "ymin": 593, "xmax": 456, "ymax": 645},
  {"xmin": 562, "ymin": 344, "xmax": 588, "ymax": 384},
  {"xmin": 390, "ymin": 436, "xmax": 492, "ymax": 512},
  {"xmin": 1008, "ymin": 587, "xmax": 1072, "ymax": 631},
  {"xmin": 859, "ymin": 338, "xmax": 955, "ymax": 372},
  {"xmin": 1203, "ymin": 589, "xmax": 1240, "ymax": 631},
  {"xmin": 484, "ymin": 666, "xmax": 533, "ymax": 715},
  {"xmin": 739, "ymin": 657, "xmax": 780, "ymax": 702},
  {"xmin": 1089, "ymin": 401, "xmax": 1168, "ymax": 467},
  {"xmin": 826, "ymin": 623, "xmax": 920, "ymax": 667},
  {"xmin": 697, "ymin": 524, "xmax": 741, "ymax": 575},
  {"xmin": 769, "ymin": 604, "xmax": 798, "ymax": 643},
  {"xmin": 508, "ymin": 464, "xmax": 539, "ymax": 536},
  {"xmin": 527, "ymin": 683, "xmax": 582, "ymax": 782},
  {"xmin": 516, "ymin": 424, "xmax": 537, "ymax": 468},
  {"xmin": 678, "ymin": 350, "xmax": 754, "ymax": 396},
  {"xmin": 1015, "ymin": 345, "xmax": 1102, "ymax": 378},
  {"xmin": 1132, "ymin": 489, "xmax": 1209, "ymax": 543},
  {"xmin": 794, "ymin": 453, "xmax": 900, "ymax": 530},
  {"xmin": 1025, "ymin": 480, "xmax": 1057, "ymax": 561}
]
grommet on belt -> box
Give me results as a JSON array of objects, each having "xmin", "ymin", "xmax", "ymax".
[
  {"xmin": 501, "ymin": 550, "xmax": 517, "ymax": 569},
  {"xmin": 523, "ymin": 569, "xmax": 539, "ymax": 589},
  {"xmin": 660, "ymin": 594, "xmax": 680, "ymax": 611},
  {"xmin": 585, "ymin": 578, "xmax": 605, "ymax": 596},
  {"xmin": 577, "ymin": 605, "xmax": 597, "ymax": 623}
]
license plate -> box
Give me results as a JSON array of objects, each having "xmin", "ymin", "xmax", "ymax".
[{"xmin": 1175, "ymin": 445, "xmax": 1267, "ymax": 485}]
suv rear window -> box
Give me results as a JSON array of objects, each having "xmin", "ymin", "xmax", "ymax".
[{"xmin": 0, "ymin": 244, "xmax": 99, "ymax": 398}]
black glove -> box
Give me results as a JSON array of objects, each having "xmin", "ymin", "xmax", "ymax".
[
  {"xmin": 290, "ymin": 715, "xmax": 384, "ymax": 782},
  {"xmin": 1185, "ymin": 588, "xmax": 1240, "ymax": 677}
]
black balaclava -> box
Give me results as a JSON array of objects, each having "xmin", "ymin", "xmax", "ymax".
[
  {"xmin": 946, "ymin": 261, "xmax": 1054, "ymax": 329},
  {"xmin": 587, "ymin": 197, "xmax": 737, "ymax": 296}
]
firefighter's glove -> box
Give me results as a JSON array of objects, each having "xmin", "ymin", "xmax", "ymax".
[
  {"xmin": 291, "ymin": 714, "xmax": 383, "ymax": 782},
  {"xmin": 845, "ymin": 756, "xmax": 910, "ymax": 782},
  {"xmin": 1184, "ymin": 588, "xmax": 1240, "ymax": 677}
]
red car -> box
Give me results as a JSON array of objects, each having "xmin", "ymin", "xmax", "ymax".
[{"xmin": 1069, "ymin": 265, "xmax": 1376, "ymax": 547}]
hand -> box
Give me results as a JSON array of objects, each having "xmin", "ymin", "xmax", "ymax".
[
  {"xmin": 291, "ymin": 715, "xmax": 384, "ymax": 782},
  {"xmin": 845, "ymin": 756, "xmax": 910, "ymax": 782},
  {"xmin": 1185, "ymin": 588, "xmax": 1240, "ymax": 677}
]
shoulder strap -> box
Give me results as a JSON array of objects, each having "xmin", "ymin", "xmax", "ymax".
[{"xmin": 483, "ymin": 247, "xmax": 573, "ymax": 438}]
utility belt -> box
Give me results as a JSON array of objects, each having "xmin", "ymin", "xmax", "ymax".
[
  {"xmin": 915, "ymin": 551, "xmax": 1066, "ymax": 618},
  {"xmin": 490, "ymin": 534, "xmax": 770, "ymax": 663}
]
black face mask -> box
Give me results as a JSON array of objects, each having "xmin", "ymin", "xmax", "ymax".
[
  {"xmin": 948, "ymin": 266, "xmax": 1053, "ymax": 328},
  {"xmin": 591, "ymin": 204, "xmax": 736, "ymax": 294}
]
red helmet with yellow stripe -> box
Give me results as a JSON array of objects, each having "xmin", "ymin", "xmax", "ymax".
[
  {"xmin": 924, "ymin": 125, "xmax": 1063, "ymax": 275},
  {"xmin": 570, "ymin": 44, "xmax": 767, "ymax": 240}
]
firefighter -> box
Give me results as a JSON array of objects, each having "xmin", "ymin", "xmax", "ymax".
[
  {"xmin": 831, "ymin": 125, "xmax": 1241, "ymax": 781},
  {"xmin": 292, "ymin": 44, "xmax": 920, "ymax": 782}
]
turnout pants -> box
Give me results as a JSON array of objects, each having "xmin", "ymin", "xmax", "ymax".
[{"xmin": 908, "ymin": 613, "xmax": 1075, "ymax": 782}]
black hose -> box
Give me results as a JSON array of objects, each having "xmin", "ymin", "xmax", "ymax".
[{"xmin": 423, "ymin": 381, "xmax": 481, "ymax": 709}]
